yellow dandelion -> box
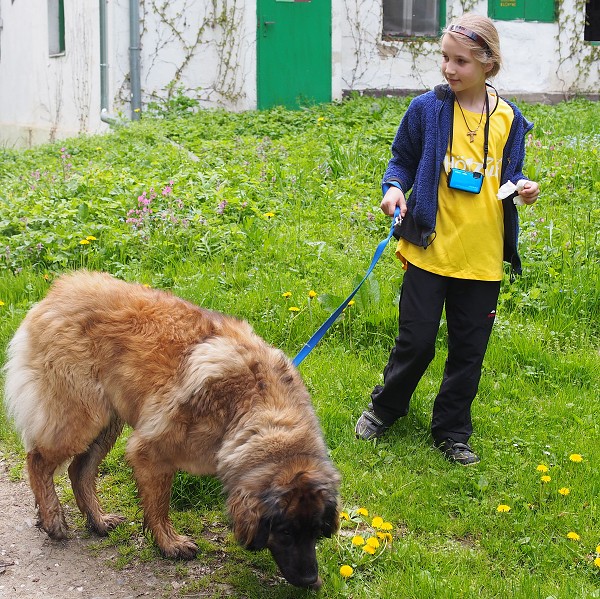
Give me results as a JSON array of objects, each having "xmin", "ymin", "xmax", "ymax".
[
  {"xmin": 377, "ymin": 531, "xmax": 393, "ymax": 543},
  {"xmin": 86, "ymin": 235, "xmax": 97, "ymax": 241},
  {"xmin": 366, "ymin": 537, "xmax": 380, "ymax": 549},
  {"xmin": 569, "ymin": 454, "xmax": 583, "ymax": 463},
  {"xmin": 351, "ymin": 535, "xmax": 365, "ymax": 546},
  {"xmin": 339, "ymin": 565, "xmax": 353, "ymax": 578},
  {"xmin": 308, "ymin": 290, "xmax": 317, "ymax": 299},
  {"xmin": 558, "ymin": 487, "xmax": 570, "ymax": 496},
  {"xmin": 79, "ymin": 239, "xmax": 90, "ymax": 245},
  {"xmin": 536, "ymin": 464, "xmax": 549, "ymax": 473},
  {"xmin": 317, "ymin": 116, "xmax": 325, "ymax": 123},
  {"xmin": 371, "ymin": 516, "xmax": 384, "ymax": 529},
  {"xmin": 288, "ymin": 306, "xmax": 300, "ymax": 312},
  {"xmin": 340, "ymin": 511, "xmax": 350, "ymax": 521},
  {"xmin": 362, "ymin": 544, "xmax": 376, "ymax": 555},
  {"xmin": 381, "ymin": 521, "xmax": 393, "ymax": 531},
  {"xmin": 348, "ymin": 300, "xmax": 355, "ymax": 307},
  {"xmin": 497, "ymin": 504, "xmax": 511, "ymax": 513},
  {"xmin": 357, "ymin": 507, "xmax": 368, "ymax": 517},
  {"xmin": 566, "ymin": 532, "xmax": 580, "ymax": 541},
  {"xmin": 596, "ymin": 545, "xmax": 600, "ymax": 554},
  {"xmin": 595, "ymin": 557, "xmax": 600, "ymax": 568},
  {"xmin": 264, "ymin": 211, "xmax": 275, "ymax": 218},
  {"xmin": 282, "ymin": 291, "xmax": 292, "ymax": 298},
  {"xmin": 540, "ymin": 475, "xmax": 551, "ymax": 483},
  {"xmin": 0, "ymin": 300, "xmax": 4, "ymax": 307}
]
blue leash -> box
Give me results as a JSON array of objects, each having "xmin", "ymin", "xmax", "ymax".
[{"xmin": 292, "ymin": 208, "xmax": 401, "ymax": 367}]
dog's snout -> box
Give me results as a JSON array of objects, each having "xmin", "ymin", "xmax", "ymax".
[{"xmin": 308, "ymin": 575, "xmax": 323, "ymax": 590}]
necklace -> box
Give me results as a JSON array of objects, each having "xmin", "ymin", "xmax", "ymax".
[{"xmin": 455, "ymin": 96, "xmax": 486, "ymax": 142}]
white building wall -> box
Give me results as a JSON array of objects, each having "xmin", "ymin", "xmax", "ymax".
[
  {"xmin": 125, "ymin": 0, "xmax": 257, "ymax": 111},
  {"xmin": 0, "ymin": 0, "xmax": 597, "ymax": 148},
  {"xmin": 0, "ymin": 0, "xmax": 257, "ymax": 147},
  {"xmin": 340, "ymin": 0, "xmax": 600, "ymax": 100},
  {"xmin": 0, "ymin": 0, "xmax": 100, "ymax": 147}
]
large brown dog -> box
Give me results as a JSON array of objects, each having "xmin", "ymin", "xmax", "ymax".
[{"xmin": 3, "ymin": 271, "xmax": 340, "ymax": 589}]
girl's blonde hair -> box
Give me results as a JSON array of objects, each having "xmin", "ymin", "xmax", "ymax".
[{"xmin": 443, "ymin": 13, "xmax": 502, "ymax": 78}]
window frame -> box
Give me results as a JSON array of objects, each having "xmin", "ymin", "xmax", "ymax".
[
  {"xmin": 48, "ymin": 0, "xmax": 65, "ymax": 57},
  {"xmin": 382, "ymin": 0, "xmax": 447, "ymax": 41}
]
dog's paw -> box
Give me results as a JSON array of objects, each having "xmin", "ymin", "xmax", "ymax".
[
  {"xmin": 89, "ymin": 513, "xmax": 126, "ymax": 535},
  {"xmin": 160, "ymin": 536, "xmax": 199, "ymax": 560},
  {"xmin": 39, "ymin": 517, "xmax": 69, "ymax": 540}
]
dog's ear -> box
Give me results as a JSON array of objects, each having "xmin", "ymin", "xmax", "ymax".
[
  {"xmin": 320, "ymin": 496, "xmax": 340, "ymax": 538},
  {"xmin": 246, "ymin": 517, "xmax": 271, "ymax": 550},
  {"xmin": 227, "ymin": 489, "xmax": 263, "ymax": 547}
]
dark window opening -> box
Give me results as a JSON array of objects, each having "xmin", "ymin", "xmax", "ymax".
[
  {"xmin": 585, "ymin": 0, "xmax": 600, "ymax": 42},
  {"xmin": 383, "ymin": 0, "xmax": 443, "ymax": 38}
]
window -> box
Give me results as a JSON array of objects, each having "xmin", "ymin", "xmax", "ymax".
[
  {"xmin": 585, "ymin": 0, "xmax": 600, "ymax": 42},
  {"xmin": 48, "ymin": 0, "xmax": 65, "ymax": 56},
  {"xmin": 488, "ymin": 0, "xmax": 555, "ymax": 23},
  {"xmin": 383, "ymin": 0, "xmax": 445, "ymax": 38}
]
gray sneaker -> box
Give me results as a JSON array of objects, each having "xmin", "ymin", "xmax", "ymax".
[{"xmin": 355, "ymin": 406, "xmax": 390, "ymax": 440}]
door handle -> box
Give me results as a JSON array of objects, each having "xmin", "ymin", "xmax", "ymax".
[{"xmin": 262, "ymin": 20, "xmax": 275, "ymax": 37}]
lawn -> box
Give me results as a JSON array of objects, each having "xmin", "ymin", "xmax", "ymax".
[{"xmin": 0, "ymin": 95, "xmax": 599, "ymax": 598}]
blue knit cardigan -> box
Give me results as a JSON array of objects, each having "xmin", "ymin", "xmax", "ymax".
[{"xmin": 384, "ymin": 84, "xmax": 534, "ymax": 275}]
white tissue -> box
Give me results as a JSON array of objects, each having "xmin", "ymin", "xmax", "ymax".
[{"xmin": 497, "ymin": 179, "xmax": 527, "ymax": 206}]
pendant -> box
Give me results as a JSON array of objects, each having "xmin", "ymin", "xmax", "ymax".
[{"xmin": 467, "ymin": 130, "xmax": 477, "ymax": 143}]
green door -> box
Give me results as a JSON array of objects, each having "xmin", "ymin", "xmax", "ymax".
[{"xmin": 257, "ymin": 0, "xmax": 332, "ymax": 109}]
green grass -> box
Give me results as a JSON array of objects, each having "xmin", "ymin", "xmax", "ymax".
[{"xmin": 1, "ymin": 95, "xmax": 599, "ymax": 598}]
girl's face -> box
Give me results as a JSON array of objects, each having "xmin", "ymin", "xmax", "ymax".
[{"xmin": 441, "ymin": 33, "xmax": 491, "ymax": 95}]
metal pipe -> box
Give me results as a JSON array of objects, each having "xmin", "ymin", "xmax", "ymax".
[
  {"xmin": 99, "ymin": 0, "xmax": 116, "ymax": 124},
  {"xmin": 129, "ymin": 0, "xmax": 142, "ymax": 120}
]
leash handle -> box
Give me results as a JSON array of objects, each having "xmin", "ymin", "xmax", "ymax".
[{"xmin": 292, "ymin": 208, "xmax": 401, "ymax": 367}]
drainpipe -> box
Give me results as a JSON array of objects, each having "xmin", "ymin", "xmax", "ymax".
[
  {"xmin": 99, "ymin": 0, "xmax": 115, "ymax": 124},
  {"xmin": 99, "ymin": 0, "xmax": 141, "ymax": 124},
  {"xmin": 129, "ymin": 0, "xmax": 142, "ymax": 120}
]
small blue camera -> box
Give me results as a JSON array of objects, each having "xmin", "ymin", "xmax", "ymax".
[{"xmin": 448, "ymin": 168, "xmax": 484, "ymax": 194}]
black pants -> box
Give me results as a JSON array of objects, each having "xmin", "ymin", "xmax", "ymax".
[{"xmin": 371, "ymin": 264, "xmax": 500, "ymax": 444}]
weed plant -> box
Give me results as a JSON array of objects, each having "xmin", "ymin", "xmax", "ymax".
[{"xmin": 0, "ymin": 96, "xmax": 599, "ymax": 598}]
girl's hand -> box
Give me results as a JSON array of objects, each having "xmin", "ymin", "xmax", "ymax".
[
  {"xmin": 381, "ymin": 186, "xmax": 407, "ymax": 218},
  {"xmin": 518, "ymin": 181, "xmax": 540, "ymax": 205}
]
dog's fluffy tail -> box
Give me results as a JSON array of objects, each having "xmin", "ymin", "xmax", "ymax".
[{"xmin": 3, "ymin": 323, "xmax": 45, "ymax": 452}]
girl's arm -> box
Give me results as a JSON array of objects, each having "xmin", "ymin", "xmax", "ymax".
[{"xmin": 382, "ymin": 99, "xmax": 425, "ymax": 198}]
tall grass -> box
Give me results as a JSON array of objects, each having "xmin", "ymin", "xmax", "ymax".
[{"xmin": 0, "ymin": 96, "xmax": 599, "ymax": 598}]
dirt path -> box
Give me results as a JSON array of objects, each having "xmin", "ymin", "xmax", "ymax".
[{"xmin": 0, "ymin": 461, "xmax": 197, "ymax": 599}]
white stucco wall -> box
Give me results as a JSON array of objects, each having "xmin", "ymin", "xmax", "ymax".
[
  {"xmin": 0, "ymin": 0, "xmax": 597, "ymax": 148},
  {"xmin": 111, "ymin": 0, "xmax": 257, "ymax": 112},
  {"xmin": 0, "ymin": 0, "xmax": 100, "ymax": 147},
  {"xmin": 340, "ymin": 0, "xmax": 600, "ymax": 99},
  {"xmin": 0, "ymin": 0, "xmax": 257, "ymax": 148}
]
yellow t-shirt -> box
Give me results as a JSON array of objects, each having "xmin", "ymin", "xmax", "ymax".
[{"xmin": 398, "ymin": 95, "xmax": 514, "ymax": 281}]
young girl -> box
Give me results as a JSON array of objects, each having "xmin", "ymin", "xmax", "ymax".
[{"xmin": 355, "ymin": 13, "xmax": 539, "ymax": 465}]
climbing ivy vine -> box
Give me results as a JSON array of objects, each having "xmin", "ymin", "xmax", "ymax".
[{"xmin": 114, "ymin": 0, "xmax": 246, "ymax": 110}]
